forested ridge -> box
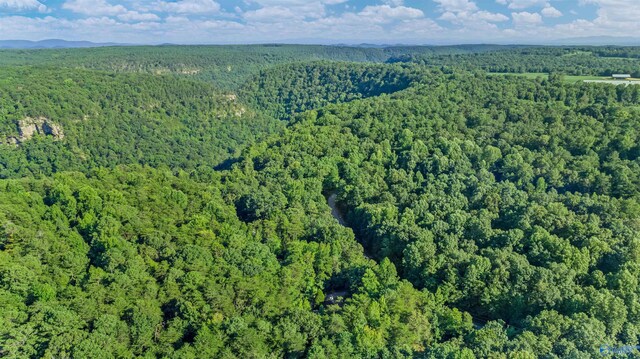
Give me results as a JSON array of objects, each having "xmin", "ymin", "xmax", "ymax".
[
  {"xmin": 1, "ymin": 45, "xmax": 640, "ymax": 358},
  {"xmin": 0, "ymin": 66, "xmax": 282, "ymax": 178},
  {"xmin": 0, "ymin": 45, "xmax": 415, "ymax": 90},
  {"xmin": 240, "ymin": 62, "xmax": 420, "ymax": 119},
  {"xmin": 392, "ymin": 46, "xmax": 640, "ymax": 77},
  {"xmin": 0, "ymin": 44, "xmax": 529, "ymax": 90}
]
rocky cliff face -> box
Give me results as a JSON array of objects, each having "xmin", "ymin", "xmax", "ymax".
[
  {"xmin": 221, "ymin": 93, "xmax": 245, "ymax": 117},
  {"xmin": 5, "ymin": 117, "xmax": 64, "ymax": 145}
]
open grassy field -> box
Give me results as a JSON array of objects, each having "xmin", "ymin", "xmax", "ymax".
[
  {"xmin": 488, "ymin": 72, "xmax": 597, "ymax": 83},
  {"xmin": 563, "ymin": 75, "xmax": 607, "ymax": 82},
  {"xmin": 488, "ymin": 72, "xmax": 640, "ymax": 84}
]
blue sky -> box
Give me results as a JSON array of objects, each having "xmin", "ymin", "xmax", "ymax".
[{"xmin": 0, "ymin": 0, "xmax": 636, "ymax": 44}]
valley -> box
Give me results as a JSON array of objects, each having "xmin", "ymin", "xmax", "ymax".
[{"xmin": 1, "ymin": 44, "xmax": 640, "ymax": 358}]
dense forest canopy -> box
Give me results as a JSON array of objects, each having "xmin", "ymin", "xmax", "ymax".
[
  {"xmin": 391, "ymin": 46, "xmax": 640, "ymax": 77},
  {"xmin": 0, "ymin": 66, "xmax": 282, "ymax": 178},
  {"xmin": 1, "ymin": 44, "xmax": 640, "ymax": 358},
  {"xmin": 0, "ymin": 44, "xmax": 531, "ymax": 90},
  {"xmin": 240, "ymin": 62, "xmax": 422, "ymax": 119},
  {"xmin": 0, "ymin": 45, "xmax": 415, "ymax": 90}
]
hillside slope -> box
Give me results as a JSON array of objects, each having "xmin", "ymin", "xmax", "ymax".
[
  {"xmin": 0, "ymin": 165, "xmax": 471, "ymax": 358},
  {"xmin": 0, "ymin": 45, "xmax": 527, "ymax": 89},
  {"xmin": 240, "ymin": 62, "xmax": 420, "ymax": 119},
  {"xmin": 222, "ymin": 70, "xmax": 640, "ymax": 357},
  {"xmin": 2, "ymin": 47, "xmax": 640, "ymax": 358},
  {"xmin": 0, "ymin": 67, "xmax": 282, "ymax": 178}
]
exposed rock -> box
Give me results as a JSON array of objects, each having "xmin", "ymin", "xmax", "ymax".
[
  {"xmin": 41, "ymin": 121, "xmax": 64, "ymax": 138},
  {"xmin": 153, "ymin": 68, "xmax": 171, "ymax": 75},
  {"xmin": 234, "ymin": 107, "xmax": 246, "ymax": 117},
  {"xmin": 178, "ymin": 68, "xmax": 200, "ymax": 75},
  {"xmin": 7, "ymin": 117, "xmax": 65, "ymax": 144},
  {"xmin": 19, "ymin": 119, "xmax": 38, "ymax": 140},
  {"xmin": 6, "ymin": 137, "xmax": 19, "ymax": 146}
]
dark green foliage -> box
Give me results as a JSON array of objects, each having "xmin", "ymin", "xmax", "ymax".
[
  {"xmin": 0, "ymin": 44, "xmax": 530, "ymax": 89},
  {"xmin": 392, "ymin": 46, "xmax": 640, "ymax": 77},
  {"xmin": 0, "ymin": 166, "xmax": 451, "ymax": 357},
  {"xmin": 240, "ymin": 62, "xmax": 420, "ymax": 119},
  {"xmin": 221, "ymin": 68, "xmax": 640, "ymax": 357},
  {"xmin": 2, "ymin": 45, "xmax": 640, "ymax": 358},
  {"xmin": 0, "ymin": 45, "xmax": 406, "ymax": 90},
  {"xmin": 0, "ymin": 67, "xmax": 282, "ymax": 178}
]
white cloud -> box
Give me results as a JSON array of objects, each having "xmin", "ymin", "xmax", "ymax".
[
  {"xmin": 0, "ymin": 1, "xmax": 436, "ymax": 44},
  {"xmin": 0, "ymin": 0, "xmax": 46, "ymax": 12},
  {"xmin": 555, "ymin": 0, "xmax": 640, "ymax": 38},
  {"xmin": 436, "ymin": 0, "xmax": 508, "ymax": 27},
  {"xmin": 358, "ymin": 5, "xmax": 424, "ymax": 22},
  {"xmin": 0, "ymin": 15, "xmax": 248, "ymax": 44},
  {"xmin": 244, "ymin": 0, "xmax": 346, "ymax": 11},
  {"xmin": 1, "ymin": 0, "xmax": 639, "ymax": 45},
  {"xmin": 243, "ymin": 6, "xmax": 300, "ymax": 22},
  {"xmin": 63, "ymin": 0, "xmax": 127, "ymax": 16},
  {"xmin": 243, "ymin": 1, "xmax": 422, "ymax": 24},
  {"xmin": 153, "ymin": 0, "xmax": 221, "ymax": 14},
  {"xmin": 118, "ymin": 11, "xmax": 160, "ymax": 22},
  {"xmin": 242, "ymin": 1, "xmax": 331, "ymax": 21},
  {"xmin": 248, "ymin": 0, "xmax": 345, "ymax": 5},
  {"xmin": 475, "ymin": 10, "xmax": 510, "ymax": 22},
  {"xmin": 541, "ymin": 6, "xmax": 562, "ymax": 17},
  {"xmin": 582, "ymin": 0, "xmax": 640, "ymax": 22},
  {"xmin": 393, "ymin": 18, "xmax": 442, "ymax": 34},
  {"xmin": 512, "ymin": 11, "xmax": 542, "ymax": 25},
  {"xmin": 75, "ymin": 16, "xmax": 119, "ymax": 26},
  {"xmin": 434, "ymin": 0, "xmax": 478, "ymax": 13},
  {"xmin": 496, "ymin": 0, "xmax": 547, "ymax": 9},
  {"xmin": 240, "ymin": 3, "xmax": 439, "ymax": 43}
]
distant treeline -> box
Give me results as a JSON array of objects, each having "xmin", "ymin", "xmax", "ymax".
[
  {"xmin": 2, "ymin": 45, "xmax": 640, "ymax": 358},
  {"xmin": 390, "ymin": 46, "xmax": 640, "ymax": 77},
  {"xmin": 0, "ymin": 44, "xmax": 526, "ymax": 89}
]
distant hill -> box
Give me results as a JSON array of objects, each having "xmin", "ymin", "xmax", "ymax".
[
  {"xmin": 0, "ymin": 39, "xmax": 121, "ymax": 49},
  {"xmin": 554, "ymin": 36, "xmax": 640, "ymax": 46}
]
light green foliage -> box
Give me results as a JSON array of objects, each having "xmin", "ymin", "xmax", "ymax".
[
  {"xmin": 1, "ymin": 45, "xmax": 640, "ymax": 358},
  {"xmin": 393, "ymin": 46, "xmax": 640, "ymax": 77},
  {"xmin": 240, "ymin": 61, "xmax": 421, "ymax": 119},
  {"xmin": 0, "ymin": 67, "xmax": 283, "ymax": 177}
]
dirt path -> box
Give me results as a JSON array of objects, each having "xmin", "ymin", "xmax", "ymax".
[
  {"xmin": 327, "ymin": 192, "xmax": 347, "ymax": 226},
  {"xmin": 327, "ymin": 191, "xmax": 488, "ymax": 327},
  {"xmin": 326, "ymin": 192, "xmax": 373, "ymax": 260}
]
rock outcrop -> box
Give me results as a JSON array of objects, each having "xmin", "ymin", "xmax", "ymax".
[
  {"xmin": 221, "ymin": 93, "xmax": 245, "ymax": 117},
  {"xmin": 4, "ymin": 117, "xmax": 64, "ymax": 145},
  {"xmin": 234, "ymin": 107, "xmax": 246, "ymax": 117}
]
